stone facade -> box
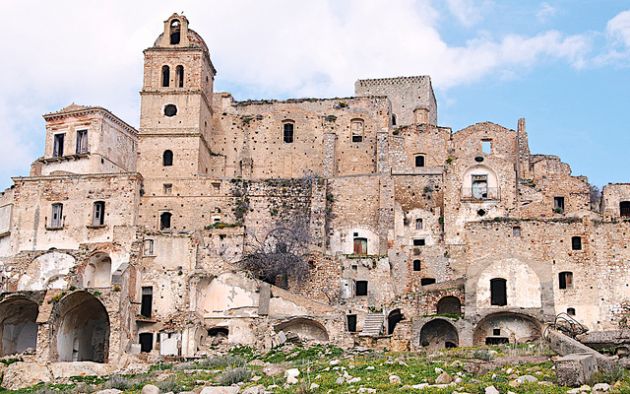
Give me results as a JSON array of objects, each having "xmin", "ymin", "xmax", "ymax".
[{"xmin": 0, "ymin": 13, "xmax": 629, "ymax": 372}]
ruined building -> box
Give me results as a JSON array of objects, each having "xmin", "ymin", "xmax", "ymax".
[{"xmin": 1, "ymin": 14, "xmax": 630, "ymax": 366}]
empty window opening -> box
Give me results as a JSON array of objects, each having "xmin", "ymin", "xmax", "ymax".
[
  {"xmin": 490, "ymin": 278, "xmax": 507, "ymax": 306},
  {"xmin": 388, "ymin": 309, "xmax": 404, "ymax": 335},
  {"xmin": 413, "ymin": 260, "xmax": 421, "ymax": 271},
  {"xmin": 392, "ymin": 114, "xmax": 397, "ymax": 126},
  {"xmin": 161, "ymin": 65, "xmax": 170, "ymax": 87},
  {"xmin": 421, "ymin": 278, "xmax": 436, "ymax": 286},
  {"xmin": 169, "ymin": 20, "xmax": 181, "ymax": 45},
  {"xmin": 141, "ymin": 287, "xmax": 153, "ymax": 318},
  {"xmin": 413, "ymin": 239, "xmax": 425, "ymax": 246},
  {"xmin": 481, "ymin": 139, "xmax": 492, "ymax": 154},
  {"xmin": 415, "ymin": 218, "xmax": 423, "ymax": 230},
  {"xmin": 139, "ymin": 333, "xmax": 153, "ymax": 353},
  {"xmin": 175, "ymin": 65, "xmax": 184, "ymax": 88},
  {"xmin": 208, "ymin": 327, "xmax": 229, "ymax": 338},
  {"xmin": 163, "ymin": 150, "xmax": 173, "ymax": 166},
  {"xmin": 353, "ymin": 237, "xmax": 367, "ymax": 255},
  {"xmin": 512, "ymin": 226, "xmax": 521, "ymax": 237},
  {"xmin": 571, "ymin": 236, "xmax": 582, "ymax": 250},
  {"xmin": 163, "ymin": 183, "xmax": 172, "ymax": 195},
  {"xmin": 559, "ymin": 271, "xmax": 573, "ymax": 289},
  {"xmin": 276, "ymin": 242, "xmax": 287, "ymax": 253},
  {"xmin": 472, "ymin": 174, "xmax": 489, "ymax": 199},
  {"xmin": 493, "ymin": 328, "xmax": 501, "ymax": 336},
  {"xmin": 567, "ymin": 308, "xmax": 576, "ymax": 316},
  {"xmin": 621, "ymin": 201, "xmax": 630, "ymax": 218},
  {"xmin": 415, "ymin": 155, "xmax": 425, "ymax": 167},
  {"xmin": 0, "ymin": 298, "xmax": 38, "ymax": 356},
  {"xmin": 477, "ymin": 209, "xmax": 486, "ymax": 217},
  {"xmin": 76, "ymin": 130, "xmax": 88, "ymax": 154},
  {"xmin": 160, "ymin": 212, "xmax": 172, "ymax": 230},
  {"xmin": 51, "ymin": 203, "xmax": 63, "ymax": 228},
  {"xmin": 92, "ymin": 201, "xmax": 105, "ymax": 226},
  {"xmin": 164, "ymin": 104, "xmax": 177, "ymax": 117},
  {"xmin": 554, "ymin": 196, "xmax": 565, "ymax": 212},
  {"xmin": 144, "ymin": 239, "xmax": 154, "ymax": 255},
  {"xmin": 436, "ymin": 296, "xmax": 462, "ymax": 315},
  {"xmin": 283, "ymin": 122, "xmax": 294, "ymax": 143},
  {"xmin": 356, "ymin": 280, "xmax": 368, "ymax": 296},
  {"xmin": 53, "ymin": 133, "xmax": 65, "ymax": 157},
  {"xmin": 346, "ymin": 315, "xmax": 357, "ymax": 332},
  {"xmin": 351, "ymin": 119, "xmax": 364, "ymax": 142}
]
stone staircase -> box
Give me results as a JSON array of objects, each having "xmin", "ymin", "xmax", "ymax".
[{"xmin": 360, "ymin": 313, "xmax": 384, "ymax": 337}]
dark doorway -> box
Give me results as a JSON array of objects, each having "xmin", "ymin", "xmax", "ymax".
[
  {"xmin": 356, "ymin": 281, "xmax": 368, "ymax": 296},
  {"xmin": 436, "ymin": 296, "xmax": 462, "ymax": 315},
  {"xmin": 387, "ymin": 309, "xmax": 404, "ymax": 334},
  {"xmin": 141, "ymin": 287, "xmax": 153, "ymax": 318},
  {"xmin": 486, "ymin": 336, "xmax": 509, "ymax": 345},
  {"xmin": 346, "ymin": 315, "xmax": 357, "ymax": 332},
  {"xmin": 490, "ymin": 278, "xmax": 507, "ymax": 306},
  {"xmin": 139, "ymin": 333, "xmax": 153, "ymax": 353}
]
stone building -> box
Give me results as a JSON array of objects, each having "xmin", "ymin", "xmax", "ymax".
[{"xmin": 1, "ymin": 13, "xmax": 629, "ymax": 368}]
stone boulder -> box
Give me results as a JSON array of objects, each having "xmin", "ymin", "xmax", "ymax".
[
  {"xmin": 1, "ymin": 362, "xmax": 52, "ymax": 390},
  {"xmin": 141, "ymin": 384, "xmax": 160, "ymax": 394},
  {"xmin": 199, "ymin": 387, "xmax": 240, "ymax": 394}
]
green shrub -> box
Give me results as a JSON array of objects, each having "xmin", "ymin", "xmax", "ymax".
[
  {"xmin": 219, "ymin": 366, "xmax": 252, "ymax": 385},
  {"xmin": 104, "ymin": 375, "xmax": 134, "ymax": 390},
  {"xmin": 196, "ymin": 354, "xmax": 246, "ymax": 369}
]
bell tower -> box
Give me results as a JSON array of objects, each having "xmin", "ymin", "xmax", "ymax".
[{"xmin": 138, "ymin": 13, "xmax": 216, "ymax": 178}]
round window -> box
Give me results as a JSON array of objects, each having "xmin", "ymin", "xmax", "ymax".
[{"xmin": 164, "ymin": 104, "xmax": 177, "ymax": 117}]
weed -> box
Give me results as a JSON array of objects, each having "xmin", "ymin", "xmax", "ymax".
[{"xmin": 219, "ymin": 366, "xmax": 252, "ymax": 385}]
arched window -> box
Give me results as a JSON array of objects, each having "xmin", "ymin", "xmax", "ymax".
[
  {"xmin": 283, "ymin": 122, "xmax": 294, "ymax": 143},
  {"xmin": 620, "ymin": 201, "xmax": 630, "ymax": 218},
  {"xmin": 415, "ymin": 155, "xmax": 425, "ymax": 167},
  {"xmin": 351, "ymin": 118, "xmax": 364, "ymax": 142},
  {"xmin": 170, "ymin": 20, "xmax": 181, "ymax": 45},
  {"xmin": 567, "ymin": 307, "xmax": 576, "ymax": 316},
  {"xmin": 162, "ymin": 150, "xmax": 173, "ymax": 166},
  {"xmin": 161, "ymin": 65, "xmax": 170, "ymax": 87},
  {"xmin": 490, "ymin": 278, "xmax": 507, "ymax": 306},
  {"xmin": 175, "ymin": 65, "xmax": 184, "ymax": 88},
  {"xmin": 160, "ymin": 212, "xmax": 172, "ymax": 230}
]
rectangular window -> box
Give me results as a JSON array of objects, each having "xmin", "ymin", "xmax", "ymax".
[
  {"xmin": 283, "ymin": 123, "xmax": 294, "ymax": 143},
  {"xmin": 347, "ymin": 315, "xmax": 357, "ymax": 332},
  {"xmin": 559, "ymin": 272, "xmax": 573, "ymax": 289},
  {"xmin": 415, "ymin": 155, "xmax": 425, "ymax": 167},
  {"xmin": 144, "ymin": 239, "xmax": 154, "ymax": 255},
  {"xmin": 490, "ymin": 278, "xmax": 507, "ymax": 306},
  {"xmin": 353, "ymin": 237, "xmax": 367, "ymax": 255},
  {"xmin": 471, "ymin": 175, "xmax": 489, "ymax": 199},
  {"xmin": 53, "ymin": 133, "xmax": 65, "ymax": 157},
  {"xmin": 141, "ymin": 286, "xmax": 153, "ymax": 318},
  {"xmin": 352, "ymin": 135, "xmax": 363, "ymax": 143},
  {"xmin": 571, "ymin": 236, "xmax": 582, "ymax": 250},
  {"xmin": 51, "ymin": 203, "xmax": 63, "ymax": 228},
  {"xmin": 413, "ymin": 239, "xmax": 425, "ymax": 246},
  {"xmin": 413, "ymin": 260, "xmax": 421, "ymax": 271},
  {"xmin": 163, "ymin": 183, "xmax": 172, "ymax": 195},
  {"xmin": 92, "ymin": 201, "xmax": 105, "ymax": 226},
  {"xmin": 76, "ymin": 130, "xmax": 88, "ymax": 154},
  {"xmin": 554, "ymin": 196, "xmax": 565, "ymax": 212},
  {"xmin": 356, "ymin": 280, "xmax": 368, "ymax": 296},
  {"xmin": 415, "ymin": 218, "xmax": 423, "ymax": 230},
  {"xmin": 482, "ymin": 139, "xmax": 492, "ymax": 154},
  {"xmin": 512, "ymin": 226, "xmax": 521, "ymax": 237}
]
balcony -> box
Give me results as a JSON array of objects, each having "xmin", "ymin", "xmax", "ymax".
[{"xmin": 461, "ymin": 187, "xmax": 500, "ymax": 202}]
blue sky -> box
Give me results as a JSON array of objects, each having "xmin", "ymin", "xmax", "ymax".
[{"xmin": 0, "ymin": 0, "xmax": 628, "ymax": 188}]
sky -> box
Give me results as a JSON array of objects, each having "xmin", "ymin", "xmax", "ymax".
[{"xmin": 0, "ymin": 0, "xmax": 628, "ymax": 188}]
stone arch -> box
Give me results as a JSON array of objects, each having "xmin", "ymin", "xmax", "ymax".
[
  {"xmin": 0, "ymin": 296, "xmax": 38, "ymax": 356},
  {"xmin": 473, "ymin": 312, "xmax": 541, "ymax": 345},
  {"xmin": 51, "ymin": 291, "xmax": 110, "ymax": 362},
  {"xmin": 462, "ymin": 164, "xmax": 499, "ymax": 199},
  {"xmin": 18, "ymin": 251, "xmax": 76, "ymax": 291},
  {"xmin": 387, "ymin": 308, "xmax": 404, "ymax": 334},
  {"xmin": 419, "ymin": 319, "xmax": 459, "ymax": 348},
  {"xmin": 436, "ymin": 296, "xmax": 462, "ymax": 315},
  {"xmin": 274, "ymin": 318, "xmax": 329, "ymax": 342},
  {"xmin": 83, "ymin": 253, "xmax": 112, "ymax": 288}
]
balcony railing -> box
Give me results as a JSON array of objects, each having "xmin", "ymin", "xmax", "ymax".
[{"xmin": 461, "ymin": 187, "xmax": 501, "ymax": 201}]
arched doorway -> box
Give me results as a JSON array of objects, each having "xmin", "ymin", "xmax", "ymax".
[
  {"xmin": 83, "ymin": 253, "xmax": 112, "ymax": 288},
  {"xmin": 436, "ymin": 296, "xmax": 462, "ymax": 315},
  {"xmin": 51, "ymin": 291, "xmax": 110, "ymax": 362},
  {"xmin": 0, "ymin": 297, "xmax": 38, "ymax": 356},
  {"xmin": 388, "ymin": 309, "xmax": 404, "ymax": 334},
  {"xmin": 274, "ymin": 318, "xmax": 329, "ymax": 342},
  {"xmin": 473, "ymin": 312, "xmax": 541, "ymax": 345},
  {"xmin": 419, "ymin": 319, "xmax": 459, "ymax": 348}
]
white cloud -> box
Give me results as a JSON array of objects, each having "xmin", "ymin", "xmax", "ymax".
[
  {"xmin": 445, "ymin": 0, "xmax": 489, "ymax": 27},
  {"xmin": 607, "ymin": 10, "xmax": 630, "ymax": 46},
  {"xmin": 591, "ymin": 9, "xmax": 630, "ymax": 65},
  {"xmin": 0, "ymin": 0, "xmax": 595, "ymax": 188},
  {"xmin": 536, "ymin": 2, "xmax": 557, "ymax": 23}
]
